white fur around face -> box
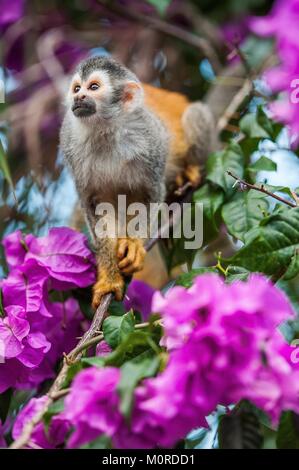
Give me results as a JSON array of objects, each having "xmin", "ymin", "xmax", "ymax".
[{"xmin": 65, "ymin": 70, "xmax": 113, "ymax": 108}]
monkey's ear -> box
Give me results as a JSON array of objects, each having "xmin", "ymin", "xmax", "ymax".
[{"xmin": 122, "ymin": 81, "xmax": 144, "ymax": 111}]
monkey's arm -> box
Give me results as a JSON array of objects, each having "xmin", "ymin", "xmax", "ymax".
[
  {"xmin": 84, "ymin": 202, "xmax": 147, "ymax": 309},
  {"xmin": 83, "ymin": 204, "xmax": 124, "ymax": 308}
]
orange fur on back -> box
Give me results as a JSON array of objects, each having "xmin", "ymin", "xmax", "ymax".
[{"xmin": 143, "ymin": 83, "xmax": 190, "ymax": 159}]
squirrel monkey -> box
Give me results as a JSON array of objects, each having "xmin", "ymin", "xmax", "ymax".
[{"xmin": 60, "ymin": 56, "xmax": 216, "ymax": 309}]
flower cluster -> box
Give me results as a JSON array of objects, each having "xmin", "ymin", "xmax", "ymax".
[
  {"xmin": 0, "ymin": 228, "xmax": 95, "ymax": 393},
  {"xmin": 42, "ymin": 273, "xmax": 299, "ymax": 449},
  {"xmin": 250, "ymin": 0, "xmax": 299, "ymax": 146},
  {"xmin": 12, "ymin": 396, "xmax": 70, "ymax": 449}
]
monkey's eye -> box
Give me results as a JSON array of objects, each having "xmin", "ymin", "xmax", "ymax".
[
  {"xmin": 89, "ymin": 83, "xmax": 100, "ymax": 91},
  {"xmin": 73, "ymin": 85, "xmax": 81, "ymax": 93}
]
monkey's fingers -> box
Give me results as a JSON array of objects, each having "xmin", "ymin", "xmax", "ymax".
[
  {"xmin": 92, "ymin": 274, "xmax": 125, "ymax": 309},
  {"xmin": 118, "ymin": 238, "xmax": 146, "ymax": 275},
  {"xmin": 184, "ymin": 164, "xmax": 201, "ymax": 187},
  {"xmin": 118, "ymin": 240, "xmax": 137, "ymax": 269},
  {"xmin": 117, "ymin": 238, "xmax": 129, "ymax": 260},
  {"xmin": 121, "ymin": 249, "xmax": 145, "ymax": 275}
]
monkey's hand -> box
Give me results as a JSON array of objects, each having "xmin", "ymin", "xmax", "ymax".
[
  {"xmin": 117, "ymin": 237, "xmax": 146, "ymax": 276},
  {"xmin": 92, "ymin": 269, "xmax": 125, "ymax": 310},
  {"xmin": 176, "ymin": 164, "xmax": 201, "ymax": 188}
]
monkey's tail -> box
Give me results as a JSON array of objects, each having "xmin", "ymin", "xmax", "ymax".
[{"xmin": 182, "ymin": 101, "xmax": 219, "ymax": 166}]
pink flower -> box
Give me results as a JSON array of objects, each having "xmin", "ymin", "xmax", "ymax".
[
  {"xmin": 0, "ymin": 228, "xmax": 93, "ymax": 392},
  {"xmin": 25, "ymin": 227, "xmax": 96, "ymax": 289},
  {"xmin": 65, "ymin": 367, "xmax": 122, "ymax": 448},
  {"xmin": 124, "ymin": 280, "xmax": 156, "ymax": 321},
  {"xmin": 0, "ymin": 305, "xmax": 30, "ymax": 358},
  {"xmin": 96, "ymin": 340, "xmax": 112, "ymax": 357},
  {"xmin": 2, "ymin": 227, "xmax": 96, "ymax": 290},
  {"xmin": 2, "ymin": 260, "xmax": 51, "ymax": 318},
  {"xmin": 13, "ymin": 396, "xmax": 70, "ymax": 449},
  {"xmin": 2, "ymin": 230, "xmax": 29, "ymax": 269},
  {"xmin": 55, "ymin": 274, "xmax": 299, "ymax": 448},
  {"xmin": 0, "ymin": 0, "xmax": 24, "ymax": 30},
  {"xmin": 250, "ymin": 0, "xmax": 299, "ymax": 145}
]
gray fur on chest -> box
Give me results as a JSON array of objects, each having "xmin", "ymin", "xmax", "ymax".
[{"xmin": 60, "ymin": 108, "xmax": 168, "ymax": 203}]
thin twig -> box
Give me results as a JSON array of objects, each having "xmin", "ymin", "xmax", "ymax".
[
  {"xmin": 97, "ymin": 0, "xmax": 221, "ymax": 72},
  {"xmin": 217, "ymin": 79, "xmax": 252, "ymax": 132},
  {"xmin": 227, "ymin": 171, "xmax": 297, "ymax": 208},
  {"xmin": 51, "ymin": 388, "xmax": 71, "ymax": 401}
]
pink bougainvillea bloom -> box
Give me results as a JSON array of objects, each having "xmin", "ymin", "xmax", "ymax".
[
  {"xmin": 65, "ymin": 367, "xmax": 122, "ymax": 448},
  {"xmin": 33, "ymin": 298, "xmax": 86, "ymax": 367},
  {"xmin": 2, "ymin": 230, "xmax": 28, "ymax": 269},
  {"xmin": 13, "ymin": 396, "xmax": 70, "ymax": 449},
  {"xmin": 0, "ymin": 305, "xmax": 30, "ymax": 358},
  {"xmin": 0, "ymin": 0, "xmax": 24, "ymax": 29},
  {"xmin": 124, "ymin": 280, "xmax": 156, "ymax": 321},
  {"xmin": 0, "ymin": 228, "xmax": 93, "ymax": 392},
  {"xmin": 250, "ymin": 0, "xmax": 299, "ymax": 145},
  {"xmin": 35, "ymin": 273, "xmax": 299, "ymax": 449},
  {"xmin": 25, "ymin": 227, "xmax": 96, "ymax": 288},
  {"xmin": 96, "ymin": 340, "xmax": 112, "ymax": 357},
  {"xmin": 2, "ymin": 260, "xmax": 51, "ymax": 318}
]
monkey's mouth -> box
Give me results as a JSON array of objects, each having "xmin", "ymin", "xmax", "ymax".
[{"xmin": 72, "ymin": 103, "xmax": 96, "ymax": 118}]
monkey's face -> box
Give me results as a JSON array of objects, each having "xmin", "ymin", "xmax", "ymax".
[
  {"xmin": 68, "ymin": 68, "xmax": 143, "ymax": 121},
  {"xmin": 69, "ymin": 71, "xmax": 106, "ymax": 118}
]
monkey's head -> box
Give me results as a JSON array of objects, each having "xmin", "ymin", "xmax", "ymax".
[{"xmin": 67, "ymin": 56, "xmax": 143, "ymax": 122}]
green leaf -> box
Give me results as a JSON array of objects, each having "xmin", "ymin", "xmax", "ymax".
[
  {"xmin": 108, "ymin": 300, "xmax": 126, "ymax": 317},
  {"xmin": 103, "ymin": 310, "xmax": 135, "ymax": 349},
  {"xmin": 225, "ymin": 266, "xmax": 250, "ymax": 283},
  {"xmin": 206, "ymin": 142, "xmax": 244, "ymax": 195},
  {"xmin": 249, "ymin": 156, "xmax": 277, "ymax": 172},
  {"xmin": 193, "ymin": 183, "xmax": 224, "ymax": 244},
  {"xmin": 0, "ymin": 140, "xmax": 17, "ymax": 204},
  {"xmin": 240, "ymin": 107, "xmax": 282, "ymax": 141},
  {"xmin": 282, "ymin": 249, "xmax": 299, "ymax": 281},
  {"xmin": 146, "ymin": 0, "xmax": 171, "ymax": 15},
  {"xmin": 80, "ymin": 435, "xmax": 112, "ymax": 449},
  {"xmin": 277, "ymin": 411, "xmax": 299, "ymax": 449},
  {"xmin": 81, "ymin": 356, "xmax": 105, "ymax": 367},
  {"xmin": 185, "ymin": 428, "xmax": 209, "ymax": 449},
  {"xmin": 175, "ymin": 267, "xmax": 218, "ymax": 288},
  {"xmin": 0, "ymin": 289, "xmax": 4, "ymax": 317},
  {"xmin": 0, "ymin": 389, "xmax": 12, "ymax": 423},
  {"xmin": 240, "ymin": 114, "xmax": 269, "ymax": 139},
  {"xmin": 222, "ymin": 190, "xmax": 269, "ymax": 242},
  {"xmin": 257, "ymin": 106, "xmax": 283, "ymax": 140},
  {"xmin": 262, "ymin": 183, "xmax": 295, "ymax": 201},
  {"xmin": 104, "ymin": 330, "xmax": 162, "ymax": 368},
  {"xmin": 218, "ymin": 403, "xmax": 263, "ymax": 449},
  {"xmin": 62, "ymin": 361, "xmax": 84, "ymax": 388},
  {"xmin": 239, "ymin": 137, "xmax": 261, "ymax": 158},
  {"xmin": 118, "ymin": 352, "xmax": 160, "ymax": 420},
  {"xmin": 227, "ymin": 207, "xmax": 299, "ymax": 277},
  {"xmin": 43, "ymin": 398, "xmax": 65, "ymax": 433}
]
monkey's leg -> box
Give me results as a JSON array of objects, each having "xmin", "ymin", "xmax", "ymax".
[
  {"xmin": 117, "ymin": 237, "xmax": 146, "ymax": 276},
  {"xmin": 177, "ymin": 101, "xmax": 217, "ymax": 188},
  {"xmin": 92, "ymin": 237, "xmax": 125, "ymax": 309},
  {"xmin": 84, "ymin": 204, "xmax": 125, "ymax": 309}
]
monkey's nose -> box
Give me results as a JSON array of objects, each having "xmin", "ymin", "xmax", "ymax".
[{"xmin": 77, "ymin": 94, "xmax": 86, "ymax": 101}]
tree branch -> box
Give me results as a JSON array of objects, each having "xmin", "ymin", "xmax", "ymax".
[
  {"xmin": 227, "ymin": 171, "xmax": 297, "ymax": 208},
  {"xmin": 97, "ymin": 0, "xmax": 222, "ymax": 72}
]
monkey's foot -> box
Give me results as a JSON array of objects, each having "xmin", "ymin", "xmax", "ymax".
[
  {"xmin": 117, "ymin": 238, "xmax": 146, "ymax": 275},
  {"xmin": 175, "ymin": 164, "xmax": 201, "ymax": 189},
  {"xmin": 92, "ymin": 272, "xmax": 125, "ymax": 309},
  {"xmin": 184, "ymin": 164, "xmax": 201, "ymax": 187}
]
